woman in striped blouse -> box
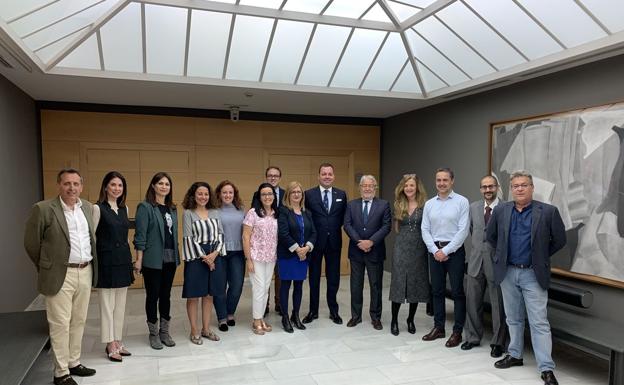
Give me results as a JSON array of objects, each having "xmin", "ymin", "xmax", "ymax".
[{"xmin": 181, "ymin": 182, "xmax": 226, "ymax": 344}]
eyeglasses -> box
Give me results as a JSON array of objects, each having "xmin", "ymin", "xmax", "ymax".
[
  {"xmin": 260, "ymin": 192, "xmax": 274, "ymax": 197},
  {"xmin": 511, "ymin": 183, "xmax": 532, "ymax": 190},
  {"xmin": 360, "ymin": 184, "xmax": 377, "ymax": 189},
  {"xmin": 290, "ymin": 191, "xmax": 302, "ymax": 195},
  {"xmin": 480, "ymin": 184, "xmax": 498, "ymax": 190},
  {"xmin": 266, "ymin": 174, "xmax": 281, "ymax": 179}
]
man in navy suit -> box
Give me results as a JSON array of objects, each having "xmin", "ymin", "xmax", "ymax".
[
  {"xmin": 343, "ymin": 175, "xmax": 391, "ymax": 330},
  {"xmin": 303, "ymin": 163, "xmax": 347, "ymax": 324},
  {"xmin": 487, "ymin": 170, "xmax": 566, "ymax": 385}
]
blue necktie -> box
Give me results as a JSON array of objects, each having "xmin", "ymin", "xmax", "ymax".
[
  {"xmin": 323, "ymin": 189, "xmax": 329, "ymax": 213},
  {"xmin": 363, "ymin": 200, "xmax": 369, "ymax": 224}
]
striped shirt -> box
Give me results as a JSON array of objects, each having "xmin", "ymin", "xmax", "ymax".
[{"xmin": 183, "ymin": 209, "xmax": 226, "ymax": 262}]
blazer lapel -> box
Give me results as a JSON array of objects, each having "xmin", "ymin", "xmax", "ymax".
[
  {"xmin": 366, "ymin": 198, "xmax": 377, "ymax": 222},
  {"xmin": 80, "ymin": 200, "xmax": 96, "ymax": 241},
  {"xmin": 531, "ymin": 201, "xmax": 542, "ymax": 247},
  {"xmin": 51, "ymin": 197, "xmax": 70, "ymax": 244},
  {"xmin": 502, "ymin": 203, "xmax": 513, "ymax": 248},
  {"xmin": 153, "ymin": 205, "xmax": 165, "ymax": 241}
]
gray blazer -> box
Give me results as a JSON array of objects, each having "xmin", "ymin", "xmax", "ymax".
[
  {"xmin": 486, "ymin": 200, "xmax": 566, "ymax": 290},
  {"xmin": 133, "ymin": 201, "xmax": 180, "ymax": 269},
  {"xmin": 467, "ymin": 199, "xmax": 501, "ymax": 279}
]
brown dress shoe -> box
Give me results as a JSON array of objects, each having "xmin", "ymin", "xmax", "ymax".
[
  {"xmin": 422, "ymin": 327, "xmax": 445, "ymax": 341},
  {"xmin": 371, "ymin": 319, "xmax": 383, "ymax": 330},
  {"xmin": 445, "ymin": 331, "xmax": 462, "ymax": 347},
  {"xmin": 346, "ymin": 318, "xmax": 362, "ymax": 327}
]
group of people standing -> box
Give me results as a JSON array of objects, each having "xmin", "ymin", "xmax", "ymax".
[{"xmin": 24, "ymin": 164, "xmax": 565, "ymax": 385}]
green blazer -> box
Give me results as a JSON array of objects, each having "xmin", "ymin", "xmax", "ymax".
[
  {"xmin": 133, "ymin": 201, "xmax": 180, "ymax": 269},
  {"xmin": 24, "ymin": 197, "xmax": 98, "ymax": 296}
]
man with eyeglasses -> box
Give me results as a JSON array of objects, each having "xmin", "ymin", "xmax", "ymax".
[
  {"xmin": 343, "ymin": 175, "xmax": 391, "ymax": 330},
  {"xmin": 461, "ymin": 175, "xmax": 508, "ymax": 358},
  {"xmin": 421, "ymin": 167, "xmax": 469, "ymax": 348},
  {"xmin": 486, "ymin": 170, "xmax": 566, "ymax": 385}
]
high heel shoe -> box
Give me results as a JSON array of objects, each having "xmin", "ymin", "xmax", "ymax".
[
  {"xmin": 105, "ymin": 345, "xmax": 122, "ymax": 362},
  {"xmin": 252, "ymin": 322, "xmax": 265, "ymax": 335},
  {"xmin": 290, "ymin": 312, "xmax": 306, "ymax": 330},
  {"xmin": 407, "ymin": 319, "xmax": 416, "ymax": 334},
  {"xmin": 282, "ymin": 316, "xmax": 294, "ymax": 333}
]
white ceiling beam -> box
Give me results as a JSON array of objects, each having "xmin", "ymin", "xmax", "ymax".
[
  {"xmin": 0, "ymin": 19, "xmax": 46, "ymax": 72},
  {"xmin": 34, "ymin": 25, "xmax": 90, "ymax": 52},
  {"xmin": 399, "ymin": 30, "xmax": 426, "ymax": 96},
  {"xmin": 399, "ymin": 0, "xmax": 455, "ymax": 31},
  {"xmin": 138, "ymin": 0, "xmax": 398, "ymax": 31},
  {"xmin": 411, "ymin": 27, "xmax": 472, "ymax": 79},
  {"xmin": 259, "ymin": 18, "xmax": 278, "ymax": 82},
  {"xmin": 21, "ymin": 0, "xmax": 106, "ymax": 39},
  {"xmin": 45, "ymin": 0, "xmax": 130, "ymax": 71},
  {"xmin": 358, "ymin": 2, "xmax": 377, "ymax": 20},
  {"xmin": 96, "ymin": 30, "xmax": 104, "ymax": 70},
  {"xmin": 294, "ymin": 23, "xmax": 317, "ymax": 84},
  {"xmin": 7, "ymin": 0, "xmax": 60, "ymax": 24},
  {"xmin": 393, "ymin": 0, "xmax": 422, "ymax": 10},
  {"xmin": 279, "ymin": 0, "xmax": 288, "ymax": 11},
  {"xmin": 327, "ymin": 27, "xmax": 354, "ymax": 87},
  {"xmin": 183, "ymin": 8, "xmax": 191, "ymax": 76},
  {"xmin": 416, "ymin": 57, "xmax": 449, "ymax": 87},
  {"xmin": 434, "ymin": 15, "xmax": 497, "ymax": 71},
  {"xmin": 378, "ymin": 0, "xmax": 401, "ymax": 29},
  {"xmin": 511, "ymin": 0, "xmax": 566, "ymax": 49},
  {"xmin": 222, "ymin": 14, "xmax": 236, "ymax": 79},
  {"xmin": 141, "ymin": 2, "xmax": 146, "ymax": 73},
  {"xmin": 389, "ymin": 59, "xmax": 408, "ymax": 91},
  {"xmin": 320, "ymin": 1, "xmax": 334, "ymax": 15},
  {"xmin": 574, "ymin": 0, "xmax": 611, "ymax": 35},
  {"xmin": 359, "ymin": 31, "xmax": 390, "ymax": 89}
]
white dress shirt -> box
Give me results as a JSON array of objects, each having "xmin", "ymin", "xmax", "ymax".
[
  {"xmin": 60, "ymin": 198, "xmax": 93, "ymax": 263},
  {"xmin": 319, "ymin": 186, "xmax": 333, "ymax": 212}
]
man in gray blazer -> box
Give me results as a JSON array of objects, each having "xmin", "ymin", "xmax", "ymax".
[
  {"xmin": 461, "ymin": 175, "xmax": 508, "ymax": 357},
  {"xmin": 486, "ymin": 170, "xmax": 566, "ymax": 385}
]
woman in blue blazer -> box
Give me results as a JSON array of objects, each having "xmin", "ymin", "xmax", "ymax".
[
  {"xmin": 133, "ymin": 172, "xmax": 180, "ymax": 350},
  {"xmin": 277, "ymin": 181, "xmax": 317, "ymax": 333}
]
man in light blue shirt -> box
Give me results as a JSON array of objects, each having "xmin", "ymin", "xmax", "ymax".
[{"xmin": 421, "ymin": 167, "xmax": 469, "ymax": 348}]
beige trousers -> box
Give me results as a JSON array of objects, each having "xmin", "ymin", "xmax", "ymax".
[
  {"xmin": 45, "ymin": 264, "xmax": 92, "ymax": 377},
  {"xmin": 99, "ymin": 287, "xmax": 128, "ymax": 343},
  {"xmin": 249, "ymin": 260, "xmax": 276, "ymax": 319}
]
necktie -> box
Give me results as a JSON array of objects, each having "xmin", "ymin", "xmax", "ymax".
[
  {"xmin": 363, "ymin": 200, "xmax": 369, "ymax": 224},
  {"xmin": 323, "ymin": 189, "xmax": 329, "ymax": 212},
  {"xmin": 484, "ymin": 205, "xmax": 492, "ymax": 225}
]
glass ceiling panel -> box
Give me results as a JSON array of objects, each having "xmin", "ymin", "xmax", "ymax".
[
  {"xmin": 324, "ymin": 0, "xmax": 376, "ymax": 19},
  {"xmin": 437, "ymin": 2, "xmax": 525, "ymax": 70},
  {"xmin": 392, "ymin": 64, "xmax": 419, "ymax": 93},
  {"xmin": 406, "ymin": 29, "xmax": 468, "ymax": 86},
  {"xmin": 518, "ymin": 0, "xmax": 607, "ymax": 48},
  {"xmin": 282, "ymin": 0, "xmax": 329, "ymax": 14},
  {"xmin": 387, "ymin": 1, "xmax": 420, "ymax": 22},
  {"xmin": 362, "ymin": 32, "xmax": 407, "ymax": 91},
  {"xmin": 58, "ymin": 34, "xmax": 99, "ymax": 70},
  {"xmin": 414, "ymin": 16, "xmax": 493, "ymax": 79},
  {"xmin": 145, "ymin": 4, "xmax": 187, "ymax": 76},
  {"xmin": 226, "ymin": 15, "xmax": 274, "ymax": 81},
  {"xmin": 465, "ymin": 0, "xmax": 561, "ymax": 60},
  {"xmin": 262, "ymin": 20, "xmax": 314, "ymax": 84},
  {"xmin": 362, "ymin": 3, "xmax": 392, "ymax": 23},
  {"xmin": 21, "ymin": 0, "xmax": 115, "ymax": 52},
  {"xmin": 100, "ymin": 2, "xmax": 141, "ymax": 72},
  {"xmin": 297, "ymin": 24, "xmax": 351, "ymax": 86},
  {"xmin": 418, "ymin": 61, "xmax": 446, "ymax": 93},
  {"xmin": 581, "ymin": 0, "xmax": 624, "ymax": 33},
  {"xmin": 187, "ymin": 10, "xmax": 231, "ymax": 79},
  {"xmin": 331, "ymin": 28, "xmax": 386, "ymax": 88},
  {"xmin": 35, "ymin": 28, "xmax": 83, "ymax": 63},
  {"xmin": 239, "ymin": 0, "xmax": 283, "ymax": 9},
  {"xmin": 398, "ymin": 0, "xmax": 435, "ymax": 7},
  {"xmin": 0, "ymin": 0, "xmax": 53, "ymax": 22},
  {"xmin": 11, "ymin": 0, "xmax": 104, "ymax": 37}
]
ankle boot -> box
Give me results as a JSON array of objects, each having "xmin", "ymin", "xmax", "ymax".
[
  {"xmin": 159, "ymin": 318, "xmax": 176, "ymax": 347},
  {"xmin": 147, "ymin": 321, "xmax": 163, "ymax": 350},
  {"xmin": 281, "ymin": 315, "xmax": 294, "ymax": 333},
  {"xmin": 290, "ymin": 312, "xmax": 306, "ymax": 330}
]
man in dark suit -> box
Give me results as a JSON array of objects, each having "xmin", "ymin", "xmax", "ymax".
[
  {"xmin": 343, "ymin": 175, "xmax": 391, "ymax": 330},
  {"xmin": 252, "ymin": 166, "xmax": 286, "ymax": 318},
  {"xmin": 303, "ymin": 163, "xmax": 347, "ymax": 324},
  {"xmin": 24, "ymin": 168, "xmax": 98, "ymax": 385},
  {"xmin": 487, "ymin": 170, "xmax": 566, "ymax": 385},
  {"xmin": 462, "ymin": 175, "xmax": 508, "ymax": 357}
]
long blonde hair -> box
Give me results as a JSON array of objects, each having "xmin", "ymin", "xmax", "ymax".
[{"xmin": 393, "ymin": 174, "xmax": 427, "ymax": 219}]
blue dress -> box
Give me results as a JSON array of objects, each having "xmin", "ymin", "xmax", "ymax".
[{"xmin": 278, "ymin": 213, "xmax": 309, "ymax": 281}]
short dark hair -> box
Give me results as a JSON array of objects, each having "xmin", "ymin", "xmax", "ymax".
[
  {"xmin": 57, "ymin": 168, "xmax": 82, "ymax": 183},
  {"xmin": 480, "ymin": 174, "xmax": 499, "ymax": 186},
  {"xmin": 252, "ymin": 182, "xmax": 279, "ymax": 219},
  {"xmin": 435, "ymin": 167, "xmax": 454, "ymax": 180},
  {"xmin": 145, "ymin": 172, "xmax": 175, "ymax": 208},
  {"xmin": 97, "ymin": 171, "xmax": 127, "ymax": 207},
  {"xmin": 318, "ymin": 162, "xmax": 334, "ymax": 173},
  {"xmin": 265, "ymin": 166, "xmax": 282, "ymax": 177},
  {"xmin": 182, "ymin": 182, "xmax": 213, "ymax": 210}
]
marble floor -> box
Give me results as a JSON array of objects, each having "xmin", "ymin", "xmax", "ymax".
[{"xmin": 24, "ymin": 275, "xmax": 608, "ymax": 385}]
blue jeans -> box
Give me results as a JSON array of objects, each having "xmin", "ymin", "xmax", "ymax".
[
  {"xmin": 500, "ymin": 266, "xmax": 554, "ymax": 372},
  {"xmin": 214, "ymin": 250, "xmax": 245, "ymax": 322}
]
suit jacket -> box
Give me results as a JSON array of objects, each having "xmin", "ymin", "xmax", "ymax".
[
  {"xmin": 486, "ymin": 200, "xmax": 566, "ymax": 290},
  {"xmin": 24, "ymin": 197, "xmax": 98, "ymax": 296},
  {"xmin": 304, "ymin": 186, "xmax": 347, "ymax": 251},
  {"xmin": 343, "ymin": 197, "xmax": 392, "ymax": 263},
  {"xmin": 252, "ymin": 186, "xmax": 285, "ymax": 207},
  {"xmin": 277, "ymin": 206, "xmax": 317, "ymax": 259},
  {"xmin": 133, "ymin": 201, "xmax": 181, "ymax": 269},
  {"xmin": 467, "ymin": 199, "xmax": 502, "ymax": 279}
]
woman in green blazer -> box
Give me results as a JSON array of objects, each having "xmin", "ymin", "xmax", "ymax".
[{"xmin": 134, "ymin": 172, "xmax": 180, "ymax": 350}]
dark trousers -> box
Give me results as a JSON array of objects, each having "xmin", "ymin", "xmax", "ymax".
[
  {"xmin": 279, "ymin": 280, "xmax": 303, "ymax": 315},
  {"xmin": 214, "ymin": 250, "xmax": 246, "ymax": 321},
  {"xmin": 142, "ymin": 262, "xmax": 177, "ymax": 324},
  {"xmin": 429, "ymin": 246, "xmax": 466, "ymax": 333},
  {"xmin": 349, "ymin": 257, "xmax": 384, "ymax": 321},
  {"xmin": 308, "ymin": 246, "xmax": 341, "ymax": 314}
]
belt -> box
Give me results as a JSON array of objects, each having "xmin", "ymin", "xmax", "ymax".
[
  {"xmin": 510, "ymin": 263, "xmax": 532, "ymax": 269},
  {"xmin": 434, "ymin": 241, "xmax": 450, "ymax": 248},
  {"xmin": 67, "ymin": 261, "xmax": 91, "ymax": 268}
]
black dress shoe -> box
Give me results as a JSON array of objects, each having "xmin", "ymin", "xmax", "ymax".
[
  {"xmin": 494, "ymin": 354, "xmax": 524, "ymax": 369},
  {"xmin": 422, "ymin": 327, "xmax": 445, "ymax": 341},
  {"xmin": 460, "ymin": 341, "xmax": 480, "ymax": 350},
  {"xmin": 281, "ymin": 316, "xmax": 294, "ymax": 333},
  {"xmin": 219, "ymin": 322, "xmax": 229, "ymax": 332},
  {"xmin": 346, "ymin": 318, "xmax": 361, "ymax": 327},
  {"xmin": 329, "ymin": 312, "xmax": 343, "ymax": 325},
  {"xmin": 302, "ymin": 312, "xmax": 318, "ymax": 324},
  {"xmin": 53, "ymin": 375, "xmax": 77, "ymax": 385},
  {"xmin": 372, "ymin": 319, "xmax": 383, "ymax": 330},
  {"xmin": 490, "ymin": 345, "xmax": 504, "ymax": 358},
  {"xmin": 290, "ymin": 312, "xmax": 306, "ymax": 330},
  {"xmin": 227, "ymin": 319, "xmax": 236, "ymax": 327},
  {"xmin": 390, "ymin": 321, "xmax": 399, "ymax": 336},
  {"xmin": 406, "ymin": 319, "xmax": 416, "ymax": 334},
  {"xmin": 541, "ymin": 370, "xmax": 559, "ymax": 385},
  {"xmin": 69, "ymin": 364, "xmax": 96, "ymax": 377}
]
